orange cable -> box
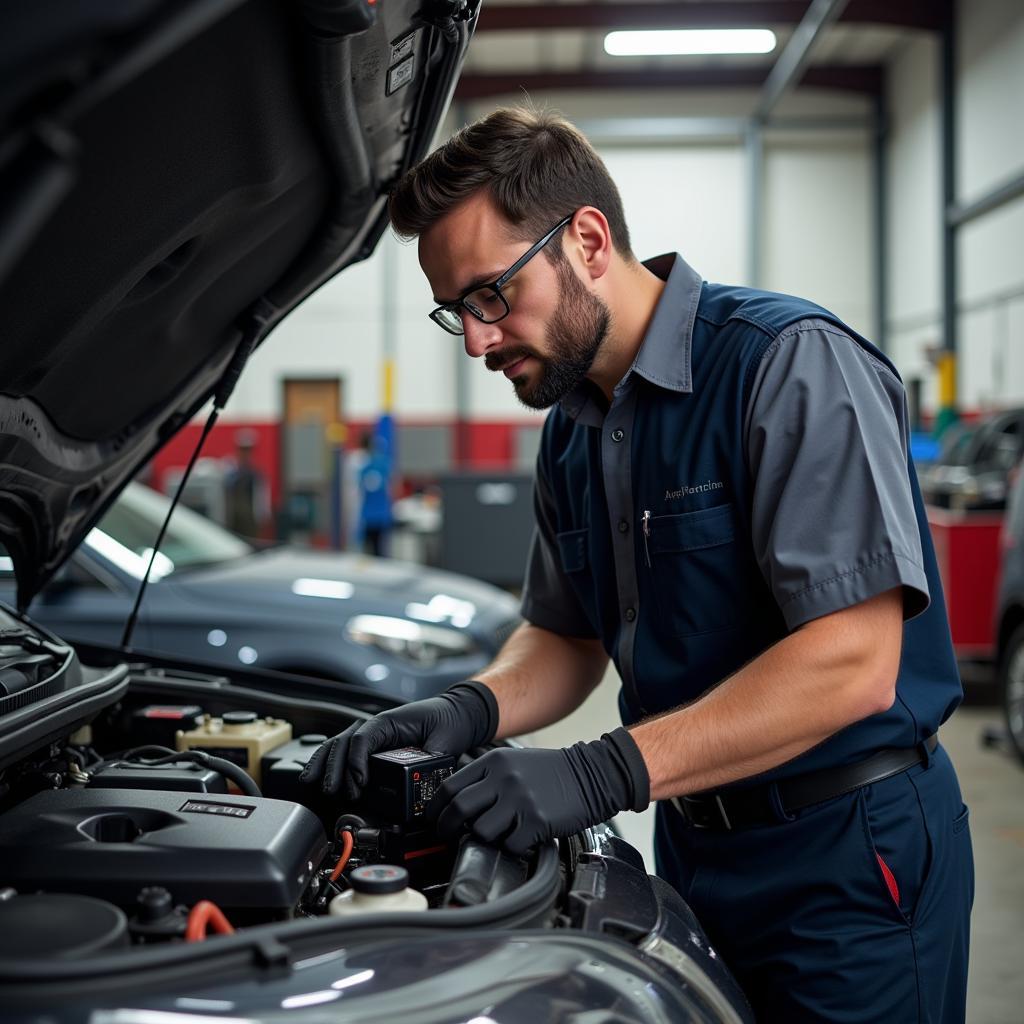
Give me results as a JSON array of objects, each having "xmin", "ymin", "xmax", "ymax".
[
  {"xmin": 185, "ymin": 900, "xmax": 236, "ymax": 942},
  {"xmin": 330, "ymin": 829, "xmax": 355, "ymax": 882}
]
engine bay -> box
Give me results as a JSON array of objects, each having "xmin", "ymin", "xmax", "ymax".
[
  {"xmin": 0, "ymin": 620, "xmax": 752, "ymax": 1024},
  {"xmin": 0, "ymin": 634, "xmax": 540, "ymax": 958}
]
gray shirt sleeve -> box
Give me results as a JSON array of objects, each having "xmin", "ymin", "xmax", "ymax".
[
  {"xmin": 744, "ymin": 318, "xmax": 930, "ymax": 630},
  {"xmin": 520, "ymin": 462, "xmax": 600, "ymax": 639}
]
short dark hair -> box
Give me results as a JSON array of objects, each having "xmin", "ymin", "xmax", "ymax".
[{"xmin": 388, "ymin": 106, "xmax": 634, "ymax": 261}]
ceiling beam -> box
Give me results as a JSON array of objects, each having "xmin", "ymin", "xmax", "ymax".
[
  {"xmin": 474, "ymin": 2, "xmax": 951, "ymax": 35},
  {"xmin": 947, "ymin": 169, "xmax": 1024, "ymax": 229},
  {"xmin": 755, "ymin": 0, "xmax": 851, "ymax": 121},
  {"xmin": 453, "ymin": 65, "xmax": 885, "ymax": 100},
  {"xmin": 574, "ymin": 116, "xmax": 871, "ymax": 144}
]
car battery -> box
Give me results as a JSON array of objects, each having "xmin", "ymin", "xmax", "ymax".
[
  {"xmin": 175, "ymin": 711, "xmax": 291, "ymax": 786},
  {"xmin": 87, "ymin": 761, "xmax": 228, "ymax": 794}
]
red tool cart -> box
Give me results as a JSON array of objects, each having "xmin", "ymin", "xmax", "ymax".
[{"xmin": 927, "ymin": 506, "xmax": 1005, "ymax": 659}]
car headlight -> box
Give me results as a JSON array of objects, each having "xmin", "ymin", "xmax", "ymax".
[{"xmin": 344, "ymin": 614, "xmax": 479, "ymax": 667}]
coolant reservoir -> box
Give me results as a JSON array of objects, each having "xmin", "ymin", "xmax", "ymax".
[
  {"xmin": 175, "ymin": 711, "xmax": 291, "ymax": 785},
  {"xmin": 328, "ymin": 865, "xmax": 428, "ymax": 916}
]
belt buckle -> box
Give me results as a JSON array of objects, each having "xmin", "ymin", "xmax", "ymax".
[{"xmin": 673, "ymin": 794, "xmax": 733, "ymax": 830}]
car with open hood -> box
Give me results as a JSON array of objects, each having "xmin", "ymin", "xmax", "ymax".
[{"xmin": 0, "ymin": 1, "xmax": 752, "ymax": 1021}]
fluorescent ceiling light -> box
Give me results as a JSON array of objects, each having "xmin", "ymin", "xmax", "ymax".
[{"xmin": 604, "ymin": 29, "xmax": 777, "ymax": 57}]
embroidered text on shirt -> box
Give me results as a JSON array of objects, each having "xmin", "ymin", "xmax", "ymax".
[{"xmin": 664, "ymin": 480, "xmax": 725, "ymax": 501}]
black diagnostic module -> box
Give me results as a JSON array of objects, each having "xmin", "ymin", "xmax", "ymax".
[{"xmin": 366, "ymin": 747, "xmax": 455, "ymax": 824}]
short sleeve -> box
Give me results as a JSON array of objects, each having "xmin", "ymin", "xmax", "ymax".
[
  {"xmin": 744, "ymin": 319, "xmax": 930, "ymax": 630},
  {"xmin": 520, "ymin": 462, "xmax": 600, "ymax": 639}
]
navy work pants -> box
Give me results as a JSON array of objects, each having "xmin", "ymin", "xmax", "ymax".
[{"xmin": 655, "ymin": 744, "xmax": 974, "ymax": 1022}]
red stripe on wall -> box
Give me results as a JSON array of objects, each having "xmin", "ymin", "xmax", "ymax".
[
  {"xmin": 150, "ymin": 422, "xmax": 282, "ymax": 508},
  {"xmin": 463, "ymin": 420, "xmax": 520, "ymax": 466},
  {"xmin": 146, "ymin": 418, "xmax": 541, "ymax": 510}
]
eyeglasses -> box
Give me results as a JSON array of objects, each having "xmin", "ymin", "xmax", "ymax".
[{"xmin": 429, "ymin": 214, "xmax": 574, "ymax": 335}]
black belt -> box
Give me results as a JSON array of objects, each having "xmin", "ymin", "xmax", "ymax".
[{"xmin": 671, "ymin": 734, "xmax": 939, "ymax": 831}]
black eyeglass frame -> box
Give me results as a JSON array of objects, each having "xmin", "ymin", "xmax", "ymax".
[{"xmin": 428, "ymin": 214, "xmax": 574, "ymax": 335}]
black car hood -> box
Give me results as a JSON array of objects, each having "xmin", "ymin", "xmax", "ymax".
[{"xmin": 0, "ymin": 0, "xmax": 475, "ymax": 610}]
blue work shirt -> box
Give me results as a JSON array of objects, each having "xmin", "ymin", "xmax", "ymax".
[{"xmin": 521, "ymin": 254, "xmax": 962, "ymax": 782}]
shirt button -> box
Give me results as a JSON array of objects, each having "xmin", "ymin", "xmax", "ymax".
[
  {"xmin": 618, "ymin": 519, "xmax": 629, "ymax": 534},
  {"xmin": 624, "ymin": 607, "xmax": 636, "ymax": 622},
  {"xmin": 611, "ymin": 428, "xmax": 624, "ymax": 443}
]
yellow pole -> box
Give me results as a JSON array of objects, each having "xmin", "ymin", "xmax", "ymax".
[
  {"xmin": 382, "ymin": 356, "xmax": 395, "ymax": 414},
  {"xmin": 937, "ymin": 350, "xmax": 956, "ymax": 408},
  {"xmin": 934, "ymin": 350, "xmax": 958, "ymax": 437}
]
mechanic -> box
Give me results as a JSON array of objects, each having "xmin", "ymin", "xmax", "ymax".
[{"xmin": 303, "ymin": 107, "xmax": 973, "ymax": 1022}]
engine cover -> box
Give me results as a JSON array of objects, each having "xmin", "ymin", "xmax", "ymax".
[{"xmin": 0, "ymin": 789, "xmax": 327, "ymax": 911}]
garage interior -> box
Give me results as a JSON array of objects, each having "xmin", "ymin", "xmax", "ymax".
[{"xmin": 23, "ymin": 2, "xmax": 1021, "ymax": 1019}]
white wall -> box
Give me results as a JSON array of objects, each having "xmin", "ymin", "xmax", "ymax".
[
  {"xmin": 885, "ymin": 33, "xmax": 941, "ymax": 408},
  {"xmin": 763, "ymin": 140, "xmax": 874, "ymax": 334},
  {"xmin": 886, "ymin": 0, "xmax": 1024, "ymax": 413},
  {"xmin": 236, "ymin": 96, "xmax": 874, "ymax": 424},
  {"xmin": 600, "ymin": 145, "xmax": 748, "ymax": 285},
  {"xmin": 240, "ymin": 138, "xmax": 759, "ymax": 424},
  {"xmin": 242, "ymin": 231, "xmax": 461, "ymax": 422},
  {"xmin": 956, "ymin": 0, "xmax": 1024, "ymax": 410}
]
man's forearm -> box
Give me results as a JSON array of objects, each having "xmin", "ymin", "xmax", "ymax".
[
  {"xmin": 475, "ymin": 622, "xmax": 609, "ymax": 739},
  {"xmin": 631, "ymin": 588, "xmax": 905, "ymax": 801}
]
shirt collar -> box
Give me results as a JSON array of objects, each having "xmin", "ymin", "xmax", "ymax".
[{"xmin": 560, "ymin": 253, "xmax": 701, "ymax": 425}]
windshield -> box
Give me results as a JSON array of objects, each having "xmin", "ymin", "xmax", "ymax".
[{"xmin": 87, "ymin": 483, "xmax": 253, "ymax": 579}]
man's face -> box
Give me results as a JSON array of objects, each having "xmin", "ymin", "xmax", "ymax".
[{"xmin": 419, "ymin": 194, "xmax": 610, "ymax": 410}]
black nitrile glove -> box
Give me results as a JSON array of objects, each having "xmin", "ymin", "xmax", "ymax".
[
  {"xmin": 300, "ymin": 680, "xmax": 498, "ymax": 799},
  {"xmin": 426, "ymin": 727, "xmax": 650, "ymax": 857}
]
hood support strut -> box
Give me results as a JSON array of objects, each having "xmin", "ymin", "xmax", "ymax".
[{"xmin": 120, "ymin": 329, "xmax": 258, "ymax": 650}]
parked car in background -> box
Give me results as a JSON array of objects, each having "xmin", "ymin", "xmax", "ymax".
[
  {"xmin": 996, "ymin": 461, "xmax": 1024, "ymax": 764},
  {"xmin": 919, "ymin": 408, "xmax": 1024, "ymax": 511},
  {"xmin": 0, "ymin": 483, "xmax": 522, "ymax": 703}
]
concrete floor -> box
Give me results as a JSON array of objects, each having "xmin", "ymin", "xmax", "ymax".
[{"xmin": 527, "ymin": 669, "xmax": 1024, "ymax": 1023}]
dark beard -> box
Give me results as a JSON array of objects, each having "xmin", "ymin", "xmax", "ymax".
[{"xmin": 486, "ymin": 258, "xmax": 611, "ymax": 411}]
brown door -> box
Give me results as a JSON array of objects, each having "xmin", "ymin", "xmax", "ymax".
[
  {"xmin": 283, "ymin": 378, "xmax": 341, "ymax": 427},
  {"xmin": 280, "ymin": 378, "xmax": 343, "ymax": 539}
]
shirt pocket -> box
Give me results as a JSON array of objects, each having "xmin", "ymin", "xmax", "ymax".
[
  {"xmin": 554, "ymin": 526, "xmax": 603, "ymax": 634},
  {"xmin": 556, "ymin": 527, "xmax": 589, "ymax": 574},
  {"xmin": 643, "ymin": 503, "xmax": 745, "ymax": 638}
]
